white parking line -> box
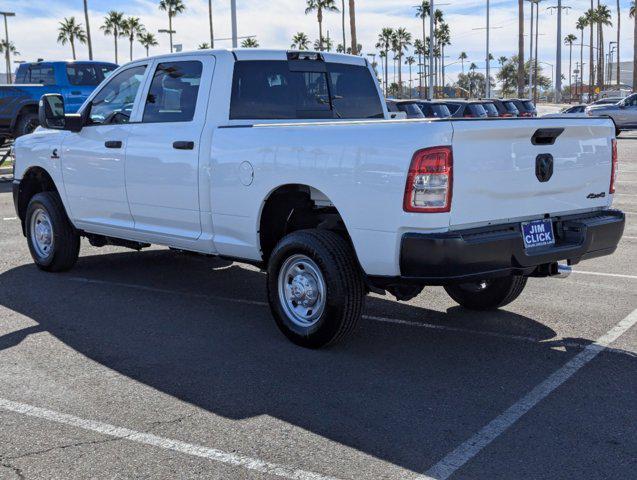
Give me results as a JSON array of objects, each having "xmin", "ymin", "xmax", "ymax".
[
  {"xmin": 420, "ymin": 308, "xmax": 637, "ymax": 480},
  {"xmin": 2, "ymin": 216, "xmax": 17, "ymax": 221},
  {"xmin": 0, "ymin": 397, "xmax": 341, "ymax": 480},
  {"xmin": 616, "ymin": 193, "xmax": 637, "ymax": 197},
  {"xmin": 571, "ymin": 269, "xmax": 637, "ymax": 280}
]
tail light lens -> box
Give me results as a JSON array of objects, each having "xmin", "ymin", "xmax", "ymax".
[
  {"xmin": 610, "ymin": 138, "xmax": 618, "ymax": 194},
  {"xmin": 404, "ymin": 146, "xmax": 453, "ymax": 213},
  {"xmin": 501, "ymin": 113, "xmax": 513, "ymax": 118},
  {"xmin": 464, "ymin": 114, "xmax": 475, "ymax": 118}
]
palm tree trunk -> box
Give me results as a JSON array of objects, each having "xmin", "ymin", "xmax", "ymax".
[
  {"xmin": 83, "ymin": 0, "xmax": 93, "ymax": 60},
  {"xmin": 341, "ymin": 0, "xmax": 346, "ymax": 53},
  {"xmin": 568, "ymin": 44, "xmax": 572, "ymax": 102},
  {"xmin": 384, "ymin": 50, "xmax": 389, "ymax": 94},
  {"xmin": 616, "ymin": 0, "xmax": 620, "ymax": 87},
  {"xmin": 349, "ymin": 0, "xmax": 357, "ymax": 55},
  {"xmin": 517, "ymin": 0, "xmax": 525, "ymax": 97},
  {"xmin": 71, "ymin": 38, "xmax": 76, "ymax": 60},
  {"xmin": 114, "ymin": 28, "xmax": 119, "ymax": 64},
  {"xmin": 130, "ymin": 37, "xmax": 133, "ymax": 61},
  {"xmin": 409, "ymin": 63, "xmax": 412, "ymax": 98},
  {"xmin": 146, "ymin": 45, "xmax": 149, "ymax": 57},
  {"xmin": 598, "ymin": 28, "xmax": 604, "ymax": 89},
  {"xmin": 209, "ymin": 0, "xmax": 214, "ymax": 47},
  {"xmin": 398, "ymin": 53, "xmax": 403, "ymax": 97},
  {"xmin": 580, "ymin": 30, "xmax": 584, "ymax": 102},
  {"xmin": 318, "ymin": 9, "xmax": 323, "ymax": 51},
  {"xmin": 169, "ymin": 15, "xmax": 173, "ymax": 53}
]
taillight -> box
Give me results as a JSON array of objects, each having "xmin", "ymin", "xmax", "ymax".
[
  {"xmin": 464, "ymin": 114, "xmax": 474, "ymax": 118},
  {"xmin": 403, "ymin": 147, "xmax": 453, "ymax": 213},
  {"xmin": 501, "ymin": 113, "xmax": 512, "ymax": 118},
  {"xmin": 610, "ymin": 138, "xmax": 618, "ymax": 194}
]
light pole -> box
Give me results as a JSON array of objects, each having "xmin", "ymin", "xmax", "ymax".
[
  {"xmin": 486, "ymin": 0, "xmax": 491, "ymax": 98},
  {"xmin": 158, "ymin": 29, "xmax": 176, "ymax": 52},
  {"xmin": 0, "ymin": 11, "xmax": 15, "ymax": 84},
  {"xmin": 231, "ymin": 0, "xmax": 238, "ymax": 49},
  {"xmin": 539, "ymin": 61, "xmax": 554, "ymax": 98},
  {"xmin": 209, "ymin": 0, "xmax": 214, "ymax": 48},
  {"xmin": 428, "ymin": 0, "xmax": 435, "ymax": 99},
  {"xmin": 608, "ymin": 41, "xmax": 617, "ymax": 85}
]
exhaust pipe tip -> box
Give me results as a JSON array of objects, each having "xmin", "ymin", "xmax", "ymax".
[{"xmin": 556, "ymin": 264, "xmax": 572, "ymax": 279}]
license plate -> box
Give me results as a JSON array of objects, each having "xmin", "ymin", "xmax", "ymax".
[{"xmin": 521, "ymin": 219, "xmax": 555, "ymax": 249}]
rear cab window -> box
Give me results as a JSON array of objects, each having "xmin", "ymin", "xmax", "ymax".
[
  {"xmin": 66, "ymin": 63, "xmax": 117, "ymax": 86},
  {"xmin": 522, "ymin": 101, "xmax": 535, "ymax": 111},
  {"xmin": 230, "ymin": 59, "xmax": 384, "ymax": 120},
  {"xmin": 482, "ymin": 103, "xmax": 498, "ymax": 116},
  {"xmin": 468, "ymin": 104, "xmax": 487, "ymax": 117},
  {"xmin": 16, "ymin": 64, "xmax": 55, "ymax": 85},
  {"xmin": 503, "ymin": 101, "xmax": 519, "ymax": 114},
  {"xmin": 398, "ymin": 103, "xmax": 424, "ymax": 118}
]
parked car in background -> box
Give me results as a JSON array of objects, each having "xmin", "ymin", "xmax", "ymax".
[
  {"xmin": 0, "ymin": 60, "xmax": 117, "ymax": 140},
  {"xmin": 386, "ymin": 99, "xmax": 425, "ymax": 119},
  {"xmin": 440, "ymin": 100, "xmax": 488, "ymax": 118},
  {"xmin": 542, "ymin": 105, "xmax": 588, "ymax": 118},
  {"xmin": 488, "ymin": 99, "xmax": 520, "ymax": 117},
  {"xmin": 12, "ymin": 49, "xmax": 624, "ymax": 348},
  {"xmin": 480, "ymin": 101, "xmax": 500, "ymax": 118},
  {"xmin": 510, "ymin": 99, "xmax": 537, "ymax": 117},
  {"xmin": 586, "ymin": 93, "xmax": 637, "ymax": 136},
  {"xmin": 591, "ymin": 97, "xmax": 622, "ymax": 106},
  {"xmin": 415, "ymin": 100, "xmax": 451, "ymax": 119}
]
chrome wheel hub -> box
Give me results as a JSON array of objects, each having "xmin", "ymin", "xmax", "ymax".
[
  {"xmin": 278, "ymin": 255, "xmax": 326, "ymax": 327},
  {"xmin": 30, "ymin": 208, "xmax": 54, "ymax": 259}
]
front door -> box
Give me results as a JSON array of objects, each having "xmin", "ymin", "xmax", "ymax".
[
  {"xmin": 61, "ymin": 64, "xmax": 148, "ymax": 231},
  {"xmin": 125, "ymin": 57, "xmax": 213, "ymax": 240}
]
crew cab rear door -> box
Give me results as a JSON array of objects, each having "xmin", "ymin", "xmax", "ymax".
[
  {"xmin": 124, "ymin": 55, "xmax": 214, "ymax": 242},
  {"xmin": 449, "ymin": 118, "xmax": 615, "ymax": 228}
]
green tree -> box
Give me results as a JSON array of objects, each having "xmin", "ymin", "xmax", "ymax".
[
  {"xmin": 564, "ymin": 33, "xmax": 577, "ymax": 101},
  {"xmin": 393, "ymin": 27, "xmax": 412, "ymax": 97},
  {"xmin": 313, "ymin": 36, "xmax": 333, "ymax": 51},
  {"xmin": 304, "ymin": 0, "xmax": 339, "ymax": 52},
  {"xmin": 376, "ymin": 28, "xmax": 394, "ymax": 94},
  {"xmin": 122, "ymin": 17, "xmax": 145, "ymax": 61},
  {"xmin": 101, "ymin": 11, "xmax": 125, "ymax": 64},
  {"xmin": 291, "ymin": 32, "xmax": 311, "ymax": 50},
  {"xmin": 458, "ymin": 51, "xmax": 467, "ymax": 74},
  {"xmin": 241, "ymin": 38, "xmax": 259, "ymax": 48},
  {"xmin": 158, "ymin": 0, "xmax": 186, "ymax": 53},
  {"xmin": 198, "ymin": 43, "xmax": 211, "ymax": 50},
  {"xmin": 139, "ymin": 32, "xmax": 159, "ymax": 56},
  {"xmin": 58, "ymin": 17, "xmax": 86, "ymax": 61}
]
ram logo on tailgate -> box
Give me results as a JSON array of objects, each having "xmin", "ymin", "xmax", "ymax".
[{"xmin": 535, "ymin": 154, "xmax": 554, "ymax": 183}]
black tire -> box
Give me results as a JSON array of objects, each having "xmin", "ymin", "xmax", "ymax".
[
  {"xmin": 267, "ymin": 229, "xmax": 364, "ymax": 348},
  {"xmin": 25, "ymin": 192, "xmax": 80, "ymax": 272},
  {"xmin": 15, "ymin": 112, "xmax": 39, "ymax": 138},
  {"xmin": 444, "ymin": 276, "xmax": 527, "ymax": 311}
]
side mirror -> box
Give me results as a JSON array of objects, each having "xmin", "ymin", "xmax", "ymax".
[
  {"xmin": 38, "ymin": 94, "xmax": 84, "ymax": 132},
  {"xmin": 38, "ymin": 94, "xmax": 65, "ymax": 130}
]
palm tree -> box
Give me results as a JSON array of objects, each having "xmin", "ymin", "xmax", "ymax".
[
  {"xmin": 458, "ymin": 51, "xmax": 467, "ymax": 74},
  {"xmin": 291, "ymin": 32, "xmax": 311, "ymax": 50},
  {"xmin": 405, "ymin": 56, "xmax": 416, "ymax": 98},
  {"xmin": 576, "ymin": 16, "xmax": 587, "ymax": 102},
  {"xmin": 313, "ymin": 37, "xmax": 333, "ymax": 51},
  {"xmin": 57, "ymin": 17, "xmax": 87, "ymax": 61},
  {"xmin": 414, "ymin": 39, "xmax": 424, "ymax": 96},
  {"xmin": 517, "ymin": 0, "xmax": 524, "ymax": 97},
  {"xmin": 241, "ymin": 38, "xmax": 259, "ymax": 48},
  {"xmin": 83, "ymin": 0, "xmax": 93, "ymax": 60},
  {"xmin": 158, "ymin": 0, "xmax": 186, "ymax": 54},
  {"xmin": 304, "ymin": 0, "xmax": 339, "ymax": 52},
  {"xmin": 122, "ymin": 17, "xmax": 145, "ymax": 61},
  {"xmin": 394, "ymin": 27, "xmax": 412, "ymax": 97},
  {"xmin": 437, "ymin": 22, "xmax": 450, "ymax": 91},
  {"xmin": 139, "ymin": 32, "xmax": 159, "ymax": 56},
  {"xmin": 376, "ymin": 28, "xmax": 394, "ymax": 94},
  {"xmin": 594, "ymin": 5, "xmax": 612, "ymax": 90},
  {"xmin": 631, "ymin": 1, "xmax": 636, "ymax": 17},
  {"xmin": 564, "ymin": 33, "xmax": 577, "ymax": 102},
  {"xmin": 198, "ymin": 42, "xmax": 211, "ymax": 50},
  {"xmin": 469, "ymin": 62, "xmax": 478, "ymax": 98},
  {"xmin": 587, "ymin": 4, "xmax": 594, "ymax": 98},
  {"xmin": 415, "ymin": 1, "xmax": 430, "ymax": 68},
  {"xmin": 101, "ymin": 11, "xmax": 125, "ymax": 64},
  {"xmin": 349, "ymin": 0, "xmax": 358, "ymax": 55}
]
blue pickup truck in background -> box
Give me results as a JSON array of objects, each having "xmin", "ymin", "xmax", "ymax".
[{"xmin": 0, "ymin": 60, "xmax": 117, "ymax": 141}]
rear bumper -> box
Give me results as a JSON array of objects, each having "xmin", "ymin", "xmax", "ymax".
[{"xmin": 380, "ymin": 210, "xmax": 625, "ymax": 286}]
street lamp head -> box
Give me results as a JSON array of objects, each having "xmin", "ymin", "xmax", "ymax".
[{"xmin": 0, "ymin": 12, "xmax": 16, "ymax": 17}]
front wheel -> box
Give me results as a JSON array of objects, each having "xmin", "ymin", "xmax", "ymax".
[
  {"xmin": 26, "ymin": 192, "xmax": 80, "ymax": 272},
  {"xmin": 15, "ymin": 112, "xmax": 39, "ymax": 138},
  {"xmin": 267, "ymin": 229, "xmax": 364, "ymax": 348},
  {"xmin": 444, "ymin": 276, "xmax": 527, "ymax": 311}
]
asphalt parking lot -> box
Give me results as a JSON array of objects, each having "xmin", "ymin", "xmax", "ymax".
[{"xmin": 0, "ymin": 133, "xmax": 635, "ymax": 480}]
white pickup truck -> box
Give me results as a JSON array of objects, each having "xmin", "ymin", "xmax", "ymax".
[{"xmin": 12, "ymin": 49, "xmax": 625, "ymax": 348}]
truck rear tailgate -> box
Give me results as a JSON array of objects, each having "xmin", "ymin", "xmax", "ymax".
[{"xmin": 449, "ymin": 118, "xmax": 615, "ymax": 228}]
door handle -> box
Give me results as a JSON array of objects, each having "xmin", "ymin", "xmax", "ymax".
[
  {"xmin": 173, "ymin": 141, "xmax": 194, "ymax": 150},
  {"xmin": 105, "ymin": 141, "xmax": 123, "ymax": 149}
]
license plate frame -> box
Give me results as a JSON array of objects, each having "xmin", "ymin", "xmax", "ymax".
[{"xmin": 521, "ymin": 219, "xmax": 555, "ymax": 249}]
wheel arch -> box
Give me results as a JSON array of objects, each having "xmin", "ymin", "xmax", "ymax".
[
  {"xmin": 16, "ymin": 166, "xmax": 61, "ymax": 234},
  {"xmin": 12, "ymin": 102, "xmax": 39, "ymax": 131}
]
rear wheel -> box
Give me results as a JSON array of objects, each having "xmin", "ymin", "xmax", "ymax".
[
  {"xmin": 26, "ymin": 192, "xmax": 80, "ymax": 272},
  {"xmin": 15, "ymin": 112, "xmax": 39, "ymax": 138},
  {"xmin": 444, "ymin": 276, "xmax": 527, "ymax": 311},
  {"xmin": 267, "ymin": 229, "xmax": 364, "ymax": 348}
]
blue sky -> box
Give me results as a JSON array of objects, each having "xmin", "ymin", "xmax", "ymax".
[{"xmin": 3, "ymin": 0, "xmax": 635, "ymax": 84}]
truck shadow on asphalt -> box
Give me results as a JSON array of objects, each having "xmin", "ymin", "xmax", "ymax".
[{"xmin": 0, "ymin": 248, "xmax": 635, "ymax": 477}]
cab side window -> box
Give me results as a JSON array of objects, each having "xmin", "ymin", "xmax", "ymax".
[
  {"xmin": 142, "ymin": 61, "xmax": 203, "ymax": 123},
  {"xmin": 89, "ymin": 65, "xmax": 147, "ymax": 126}
]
